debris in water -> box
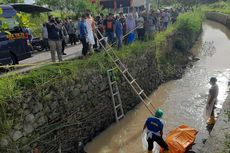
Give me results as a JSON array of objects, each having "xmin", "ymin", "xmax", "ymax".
[
  {"xmin": 202, "ymin": 139, "xmax": 207, "ymax": 144},
  {"xmin": 200, "ymin": 41, "xmax": 216, "ymax": 57}
]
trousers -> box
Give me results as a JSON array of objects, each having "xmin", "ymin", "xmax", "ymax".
[
  {"xmin": 80, "ymin": 38, "xmax": 89, "ymax": 56},
  {"xmin": 48, "ymin": 40, "xmax": 62, "ymax": 62},
  {"xmin": 147, "ymin": 134, "xmax": 168, "ymax": 151}
]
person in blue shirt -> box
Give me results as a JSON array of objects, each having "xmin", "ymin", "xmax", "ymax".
[
  {"xmin": 143, "ymin": 109, "xmax": 169, "ymax": 153},
  {"xmin": 79, "ymin": 14, "xmax": 89, "ymax": 57},
  {"xmin": 114, "ymin": 15, "xmax": 123, "ymax": 50}
]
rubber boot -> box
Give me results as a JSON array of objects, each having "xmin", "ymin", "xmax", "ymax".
[{"xmin": 207, "ymin": 116, "xmax": 215, "ymax": 125}]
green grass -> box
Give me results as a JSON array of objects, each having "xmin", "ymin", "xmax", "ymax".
[
  {"xmin": 0, "ymin": 41, "xmax": 154, "ymax": 101},
  {"xmin": 154, "ymin": 11, "xmax": 202, "ymax": 75},
  {"xmin": 0, "ymin": 40, "xmax": 155, "ymax": 146},
  {"xmin": 220, "ymin": 111, "xmax": 230, "ymax": 153},
  {"xmin": 201, "ymin": 1, "xmax": 230, "ymax": 15},
  {"xmin": 222, "ymin": 133, "xmax": 230, "ymax": 153}
]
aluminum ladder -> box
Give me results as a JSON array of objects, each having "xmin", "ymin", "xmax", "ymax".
[
  {"xmin": 95, "ymin": 27, "xmax": 156, "ymax": 115},
  {"xmin": 107, "ymin": 68, "xmax": 124, "ymax": 122}
]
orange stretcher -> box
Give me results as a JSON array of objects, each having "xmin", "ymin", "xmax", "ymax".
[{"xmin": 161, "ymin": 125, "xmax": 198, "ymax": 153}]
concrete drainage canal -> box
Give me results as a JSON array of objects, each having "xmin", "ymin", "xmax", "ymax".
[{"xmin": 85, "ymin": 20, "xmax": 230, "ymax": 153}]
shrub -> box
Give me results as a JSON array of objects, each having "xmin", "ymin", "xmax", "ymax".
[
  {"xmin": 29, "ymin": 14, "xmax": 48, "ymax": 38},
  {"xmin": 201, "ymin": 1, "xmax": 230, "ymax": 15},
  {"xmin": 154, "ymin": 11, "xmax": 202, "ymax": 76},
  {"xmin": 155, "ymin": 11, "xmax": 202, "ymax": 58},
  {"xmin": 174, "ymin": 37, "xmax": 189, "ymax": 51}
]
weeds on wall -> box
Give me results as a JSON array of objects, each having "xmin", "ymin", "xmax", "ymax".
[
  {"xmin": 154, "ymin": 11, "xmax": 202, "ymax": 76},
  {"xmin": 223, "ymin": 133, "xmax": 230, "ymax": 153},
  {"xmin": 0, "ymin": 74, "xmax": 21, "ymax": 142},
  {"xmin": 0, "ymin": 43, "xmax": 149, "ymax": 142}
]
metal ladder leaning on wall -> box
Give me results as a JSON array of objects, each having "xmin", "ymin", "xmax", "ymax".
[
  {"xmin": 95, "ymin": 27, "xmax": 156, "ymax": 118},
  {"xmin": 107, "ymin": 68, "xmax": 124, "ymax": 121}
]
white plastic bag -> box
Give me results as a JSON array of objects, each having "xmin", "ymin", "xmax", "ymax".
[
  {"xmin": 142, "ymin": 129, "xmax": 148, "ymax": 151},
  {"xmin": 141, "ymin": 129, "xmax": 160, "ymax": 153}
]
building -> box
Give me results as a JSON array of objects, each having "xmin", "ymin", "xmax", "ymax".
[
  {"xmin": 133, "ymin": 0, "xmax": 146, "ymax": 7},
  {"xmin": 97, "ymin": 0, "xmax": 146, "ymax": 12},
  {"xmin": 99, "ymin": 0, "xmax": 131, "ymax": 9}
]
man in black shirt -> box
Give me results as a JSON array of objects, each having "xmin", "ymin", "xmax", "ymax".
[{"xmin": 46, "ymin": 16, "xmax": 63, "ymax": 62}]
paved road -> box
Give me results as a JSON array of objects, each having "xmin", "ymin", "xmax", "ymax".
[
  {"xmin": 21, "ymin": 43, "xmax": 82, "ymax": 64},
  {"xmin": 1, "ymin": 44, "xmax": 83, "ymax": 76}
]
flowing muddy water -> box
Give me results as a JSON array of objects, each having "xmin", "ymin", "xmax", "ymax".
[{"xmin": 85, "ymin": 20, "xmax": 230, "ymax": 153}]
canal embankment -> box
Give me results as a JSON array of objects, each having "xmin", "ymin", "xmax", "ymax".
[
  {"xmin": 0, "ymin": 12, "xmax": 202, "ymax": 153},
  {"xmin": 198, "ymin": 12, "xmax": 230, "ymax": 153},
  {"xmin": 206, "ymin": 11, "xmax": 230, "ymax": 28},
  {"xmin": 85, "ymin": 19, "xmax": 230, "ymax": 153},
  {"xmin": 201, "ymin": 92, "xmax": 230, "ymax": 153}
]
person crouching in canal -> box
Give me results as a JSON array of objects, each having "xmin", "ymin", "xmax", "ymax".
[
  {"xmin": 206, "ymin": 77, "xmax": 219, "ymax": 125},
  {"xmin": 143, "ymin": 109, "xmax": 169, "ymax": 153}
]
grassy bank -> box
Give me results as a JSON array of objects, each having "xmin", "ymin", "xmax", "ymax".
[
  {"xmin": 154, "ymin": 11, "xmax": 202, "ymax": 77},
  {"xmin": 0, "ymin": 11, "xmax": 203, "ymax": 145},
  {"xmin": 201, "ymin": 1, "xmax": 230, "ymax": 15}
]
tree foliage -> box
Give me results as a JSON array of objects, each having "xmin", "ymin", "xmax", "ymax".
[
  {"xmin": 156, "ymin": 0, "xmax": 198, "ymax": 8},
  {"xmin": 35, "ymin": 0, "xmax": 105, "ymax": 16},
  {"xmin": 0, "ymin": 0, "xmax": 24, "ymax": 4},
  {"xmin": 176, "ymin": 0, "xmax": 197, "ymax": 8}
]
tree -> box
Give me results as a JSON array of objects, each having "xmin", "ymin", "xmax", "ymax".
[
  {"xmin": 177, "ymin": 0, "xmax": 197, "ymax": 7},
  {"xmin": 35, "ymin": 0, "xmax": 105, "ymax": 16},
  {"xmin": 36, "ymin": 0, "xmax": 63, "ymax": 9},
  {"xmin": 0, "ymin": 0, "xmax": 24, "ymax": 4},
  {"xmin": 176, "ymin": 0, "xmax": 197, "ymax": 8}
]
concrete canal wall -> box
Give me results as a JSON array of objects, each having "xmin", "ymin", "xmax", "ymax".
[
  {"xmin": 200, "ymin": 12, "xmax": 230, "ymax": 153},
  {"xmin": 206, "ymin": 12, "xmax": 230, "ymax": 29},
  {"xmin": 201, "ymin": 93, "xmax": 230, "ymax": 153}
]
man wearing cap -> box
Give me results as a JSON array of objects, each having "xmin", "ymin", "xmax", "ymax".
[
  {"xmin": 206, "ymin": 77, "xmax": 219, "ymax": 125},
  {"xmin": 143, "ymin": 109, "xmax": 169, "ymax": 153}
]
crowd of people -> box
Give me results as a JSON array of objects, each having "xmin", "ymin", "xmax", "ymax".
[
  {"xmin": 42, "ymin": 16, "xmax": 81, "ymax": 62},
  {"xmin": 42, "ymin": 8, "xmax": 180, "ymax": 62}
]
